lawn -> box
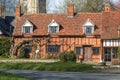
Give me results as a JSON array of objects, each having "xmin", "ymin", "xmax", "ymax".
[
  {"xmin": 0, "ymin": 62, "xmax": 100, "ymax": 72},
  {"xmin": 0, "ymin": 71, "xmax": 31, "ymax": 80}
]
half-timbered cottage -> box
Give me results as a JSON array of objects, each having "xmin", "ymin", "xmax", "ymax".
[{"xmin": 12, "ymin": 4, "xmax": 120, "ymax": 63}]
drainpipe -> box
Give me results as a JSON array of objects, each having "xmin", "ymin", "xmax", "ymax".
[{"xmin": 100, "ymin": 40, "xmax": 103, "ymax": 63}]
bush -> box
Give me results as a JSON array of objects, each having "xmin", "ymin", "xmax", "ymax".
[
  {"xmin": 59, "ymin": 51, "xmax": 76, "ymax": 62},
  {"xmin": 117, "ymin": 47, "xmax": 120, "ymax": 59},
  {"xmin": 0, "ymin": 37, "xmax": 11, "ymax": 57},
  {"xmin": 59, "ymin": 53, "xmax": 67, "ymax": 62},
  {"xmin": 18, "ymin": 46, "xmax": 26, "ymax": 58},
  {"xmin": 67, "ymin": 51, "xmax": 76, "ymax": 62}
]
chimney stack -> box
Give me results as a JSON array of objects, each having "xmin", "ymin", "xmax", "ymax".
[
  {"xmin": 67, "ymin": 4, "xmax": 74, "ymax": 18},
  {"xmin": 0, "ymin": 6, "xmax": 4, "ymax": 17},
  {"xmin": 16, "ymin": 5, "xmax": 21, "ymax": 18},
  {"xmin": 105, "ymin": 4, "xmax": 110, "ymax": 12}
]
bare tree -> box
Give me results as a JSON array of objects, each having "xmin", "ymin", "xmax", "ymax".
[
  {"xmin": 55, "ymin": 0, "xmax": 114, "ymax": 13},
  {"xmin": 55, "ymin": 0, "xmax": 87, "ymax": 13}
]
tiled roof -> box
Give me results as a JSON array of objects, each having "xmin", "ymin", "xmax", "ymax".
[
  {"xmin": 101, "ymin": 11, "xmax": 120, "ymax": 39},
  {"xmin": 0, "ymin": 17, "xmax": 10, "ymax": 36},
  {"xmin": 13, "ymin": 13, "xmax": 102, "ymax": 36},
  {"xmin": 14, "ymin": 10, "xmax": 120, "ymax": 39}
]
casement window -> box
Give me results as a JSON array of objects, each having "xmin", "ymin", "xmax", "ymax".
[
  {"xmin": 46, "ymin": 45, "xmax": 60, "ymax": 53},
  {"xmin": 93, "ymin": 47, "xmax": 100, "ymax": 55},
  {"xmin": 48, "ymin": 20, "xmax": 59, "ymax": 33},
  {"xmin": 49, "ymin": 26, "xmax": 57, "ymax": 33},
  {"xmin": 83, "ymin": 19, "xmax": 94, "ymax": 34},
  {"xmin": 22, "ymin": 20, "xmax": 33, "ymax": 34},
  {"xmin": 23, "ymin": 26, "xmax": 31, "ymax": 33},
  {"xmin": 85, "ymin": 26, "xmax": 93, "ymax": 34},
  {"xmin": 75, "ymin": 47, "xmax": 83, "ymax": 54}
]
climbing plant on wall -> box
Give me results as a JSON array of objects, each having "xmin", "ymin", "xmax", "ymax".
[{"xmin": 117, "ymin": 47, "xmax": 120, "ymax": 59}]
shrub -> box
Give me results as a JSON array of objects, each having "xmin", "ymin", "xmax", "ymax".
[
  {"xmin": 67, "ymin": 51, "xmax": 76, "ymax": 62},
  {"xmin": 59, "ymin": 53, "xmax": 67, "ymax": 62},
  {"xmin": 59, "ymin": 51, "xmax": 76, "ymax": 62},
  {"xmin": 0, "ymin": 37, "xmax": 11, "ymax": 57},
  {"xmin": 18, "ymin": 46, "xmax": 26, "ymax": 58},
  {"xmin": 117, "ymin": 47, "xmax": 120, "ymax": 59}
]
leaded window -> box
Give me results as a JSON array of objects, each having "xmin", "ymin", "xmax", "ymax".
[
  {"xmin": 75, "ymin": 47, "xmax": 83, "ymax": 54},
  {"xmin": 23, "ymin": 26, "xmax": 30, "ymax": 33},
  {"xmin": 46, "ymin": 45, "xmax": 60, "ymax": 53},
  {"xmin": 50, "ymin": 26, "xmax": 57, "ymax": 33},
  {"xmin": 93, "ymin": 47, "xmax": 100, "ymax": 55}
]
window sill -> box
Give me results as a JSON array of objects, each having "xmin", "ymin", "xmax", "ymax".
[{"xmin": 23, "ymin": 33, "xmax": 32, "ymax": 37}]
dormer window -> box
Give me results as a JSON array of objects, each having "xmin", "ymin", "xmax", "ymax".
[
  {"xmin": 83, "ymin": 19, "xmax": 94, "ymax": 34},
  {"xmin": 22, "ymin": 20, "xmax": 33, "ymax": 34},
  {"xmin": 85, "ymin": 26, "xmax": 93, "ymax": 34},
  {"xmin": 48, "ymin": 20, "xmax": 59, "ymax": 33},
  {"xmin": 23, "ymin": 26, "xmax": 31, "ymax": 33},
  {"xmin": 50, "ymin": 26, "xmax": 57, "ymax": 33}
]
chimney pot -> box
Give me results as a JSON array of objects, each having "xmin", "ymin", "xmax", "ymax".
[
  {"xmin": 67, "ymin": 4, "xmax": 74, "ymax": 18},
  {"xmin": 16, "ymin": 5, "xmax": 21, "ymax": 18},
  {"xmin": 105, "ymin": 4, "xmax": 110, "ymax": 12}
]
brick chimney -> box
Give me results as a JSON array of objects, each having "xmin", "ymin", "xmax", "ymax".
[
  {"xmin": 16, "ymin": 5, "xmax": 21, "ymax": 18},
  {"xmin": 104, "ymin": 4, "xmax": 110, "ymax": 12},
  {"xmin": 0, "ymin": 6, "xmax": 3, "ymax": 17},
  {"xmin": 67, "ymin": 4, "xmax": 74, "ymax": 18}
]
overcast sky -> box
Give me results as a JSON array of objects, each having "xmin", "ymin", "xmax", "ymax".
[
  {"xmin": 47, "ymin": 0, "xmax": 64, "ymax": 13},
  {"xmin": 47, "ymin": 0, "xmax": 119, "ymax": 13}
]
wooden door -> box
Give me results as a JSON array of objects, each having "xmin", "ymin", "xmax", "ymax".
[{"xmin": 84, "ymin": 47, "xmax": 92, "ymax": 61}]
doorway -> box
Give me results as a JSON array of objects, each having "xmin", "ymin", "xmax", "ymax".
[
  {"xmin": 104, "ymin": 48, "xmax": 118, "ymax": 62},
  {"xmin": 24, "ymin": 45, "xmax": 32, "ymax": 58},
  {"xmin": 83, "ymin": 46, "xmax": 92, "ymax": 61}
]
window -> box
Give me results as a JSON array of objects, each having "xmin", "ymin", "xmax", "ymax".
[
  {"xmin": 48, "ymin": 20, "xmax": 59, "ymax": 33},
  {"xmin": 23, "ymin": 26, "xmax": 30, "ymax": 33},
  {"xmin": 75, "ymin": 47, "xmax": 83, "ymax": 54},
  {"xmin": 83, "ymin": 19, "xmax": 94, "ymax": 34},
  {"xmin": 50, "ymin": 26, "xmax": 57, "ymax": 33},
  {"xmin": 86, "ymin": 27, "xmax": 92, "ymax": 34},
  {"xmin": 22, "ymin": 20, "xmax": 33, "ymax": 34},
  {"xmin": 46, "ymin": 45, "xmax": 60, "ymax": 53},
  {"xmin": 93, "ymin": 48, "xmax": 99, "ymax": 55}
]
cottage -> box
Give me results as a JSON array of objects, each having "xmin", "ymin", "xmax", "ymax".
[{"xmin": 12, "ymin": 4, "xmax": 120, "ymax": 63}]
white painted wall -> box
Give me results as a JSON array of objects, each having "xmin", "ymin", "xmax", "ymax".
[{"xmin": 103, "ymin": 40, "xmax": 120, "ymax": 47}]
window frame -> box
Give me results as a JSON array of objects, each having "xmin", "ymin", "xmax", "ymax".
[
  {"xmin": 49, "ymin": 26, "xmax": 57, "ymax": 33},
  {"xmin": 75, "ymin": 47, "xmax": 83, "ymax": 55},
  {"xmin": 48, "ymin": 20, "xmax": 60, "ymax": 34},
  {"xmin": 93, "ymin": 47, "xmax": 100, "ymax": 55},
  {"xmin": 84, "ymin": 26, "xmax": 93, "ymax": 34},
  {"xmin": 22, "ymin": 26, "xmax": 33, "ymax": 34},
  {"xmin": 46, "ymin": 45, "xmax": 60, "ymax": 53}
]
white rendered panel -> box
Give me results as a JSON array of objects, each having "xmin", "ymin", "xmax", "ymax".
[{"xmin": 103, "ymin": 40, "xmax": 120, "ymax": 47}]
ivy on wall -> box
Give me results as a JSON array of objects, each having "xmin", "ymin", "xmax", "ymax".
[
  {"xmin": 0, "ymin": 37, "xmax": 11, "ymax": 57},
  {"xmin": 117, "ymin": 47, "xmax": 120, "ymax": 59}
]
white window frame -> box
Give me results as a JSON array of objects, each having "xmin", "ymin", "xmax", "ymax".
[
  {"xmin": 48, "ymin": 20, "xmax": 60, "ymax": 33},
  {"xmin": 23, "ymin": 26, "xmax": 33, "ymax": 34},
  {"xmin": 83, "ymin": 19, "xmax": 94, "ymax": 34},
  {"xmin": 22, "ymin": 20, "xmax": 33, "ymax": 34},
  {"xmin": 75, "ymin": 47, "xmax": 83, "ymax": 54}
]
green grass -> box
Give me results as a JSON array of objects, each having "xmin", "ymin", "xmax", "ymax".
[
  {"xmin": 0, "ymin": 62, "xmax": 100, "ymax": 72},
  {"xmin": 0, "ymin": 71, "xmax": 31, "ymax": 80}
]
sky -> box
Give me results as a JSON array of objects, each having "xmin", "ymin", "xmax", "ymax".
[
  {"xmin": 47, "ymin": 0, "xmax": 120, "ymax": 13},
  {"xmin": 47, "ymin": 0, "xmax": 64, "ymax": 13},
  {"xmin": 4, "ymin": 0, "xmax": 120, "ymax": 14}
]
